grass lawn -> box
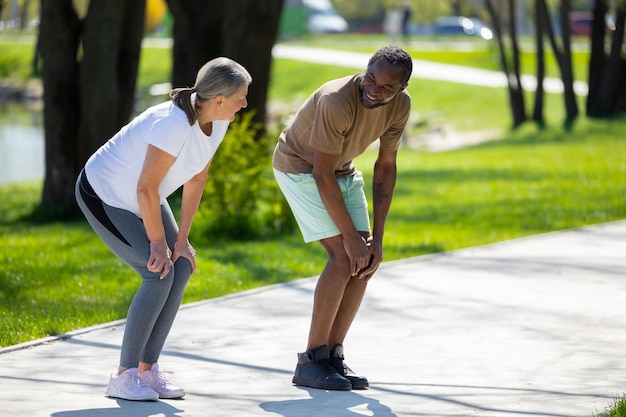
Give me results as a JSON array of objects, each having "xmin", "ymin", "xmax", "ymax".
[{"xmin": 594, "ymin": 395, "xmax": 626, "ymax": 417}]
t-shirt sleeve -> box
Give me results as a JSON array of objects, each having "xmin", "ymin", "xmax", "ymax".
[
  {"xmin": 147, "ymin": 117, "xmax": 189, "ymax": 157},
  {"xmin": 308, "ymin": 95, "xmax": 351, "ymax": 155}
]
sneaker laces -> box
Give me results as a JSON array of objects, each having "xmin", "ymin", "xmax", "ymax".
[
  {"xmin": 146, "ymin": 367, "xmax": 175, "ymax": 388},
  {"xmin": 312, "ymin": 359, "xmax": 341, "ymax": 375},
  {"xmin": 123, "ymin": 370, "xmax": 151, "ymax": 390},
  {"xmin": 330, "ymin": 357, "xmax": 354, "ymax": 377}
]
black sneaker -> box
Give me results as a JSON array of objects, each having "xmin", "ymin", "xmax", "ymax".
[
  {"xmin": 329, "ymin": 344, "xmax": 369, "ymax": 389},
  {"xmin": 292, "ymin": 345, "xmax": 352, "ymax": 390}
]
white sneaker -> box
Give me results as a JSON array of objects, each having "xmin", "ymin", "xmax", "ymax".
[
  {"xmin": 105, "ymin": 368, "xmax": 159, "ymax": 401},
  {"xmin": 138, "ymin": 363, "xmax": 186, "ymax": 399}
]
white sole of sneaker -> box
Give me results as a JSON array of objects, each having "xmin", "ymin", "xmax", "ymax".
[{"xmin": 104, "ymin": 389, "xmax": 159, "ymax": 402}]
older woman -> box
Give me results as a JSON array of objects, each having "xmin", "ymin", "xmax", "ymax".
[{"xmin": 76, "ymin": 57, "xmax": 251, "ymax": 401}]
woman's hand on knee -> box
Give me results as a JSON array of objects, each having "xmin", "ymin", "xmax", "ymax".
[
  {"xmin": 148, "ymin": 240, "xmax": 173, "ymax": 279},
  {"xmin": 173, "ymin": 240, "xmax": 197, "ymax": 274}
]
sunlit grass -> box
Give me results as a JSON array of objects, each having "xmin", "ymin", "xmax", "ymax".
[
  {"xmin": 593, "ymin": 394, "xmax": 626, "ymax": 417},
  {"xmin": 0, "ymin": 39, "xmax": 37, "ymax": 80}
]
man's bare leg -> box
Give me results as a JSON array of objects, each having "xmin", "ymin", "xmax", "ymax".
[{"xmin": 306, "ymin": 241, "xmax": 348, "ymax": 348}]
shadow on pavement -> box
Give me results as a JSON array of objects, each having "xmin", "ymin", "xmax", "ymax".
[
  {"xmin": 260, "ymin": 386, "xmax": 398, "ymax": 417},
  {"xmin": 51, "ymin": 399, "xmax": 185, "ymax": 417}
]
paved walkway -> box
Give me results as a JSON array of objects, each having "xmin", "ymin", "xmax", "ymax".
[{"xmin": 1, "ymin": 220, "xmax": 625, "ymax": 417}]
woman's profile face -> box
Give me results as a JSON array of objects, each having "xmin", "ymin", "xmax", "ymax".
[{"xmin": 221, "ymin": 84, "xmax": 249, "ymax": 121}]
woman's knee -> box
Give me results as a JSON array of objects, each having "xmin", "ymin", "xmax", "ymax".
[{"xmin": 173, "ymin": 257, "xmax": 192, "ymax": 280}]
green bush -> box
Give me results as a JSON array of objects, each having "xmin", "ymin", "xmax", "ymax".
[{"xmin": 189, "ymin": 112, "xmax": 296, "ymax": 242}]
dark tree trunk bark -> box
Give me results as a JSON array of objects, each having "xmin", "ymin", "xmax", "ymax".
[
  {"xmin": 532, "ymin": 0, "xmax": 546, "ymax": 126},
  {"xmin": 537, "ymin": 0, "xmax": 578, "ymax": 126},
  {"xmin": 166, "ymin": 0, "xmax": 223, "ymax": 88},
  {"xmin": 486, "ymin": 0, "xmax": 526, "ymax": 127},
  {"xmin": 614, "ymin": 3, "xmax": 626, "ymax": 112},
  {"xmin": 222, "ymin": 0, "xmax": 283, "ymax": 129},
  {"xmin": 587, "ymin": 0, "xmax": 608, "ymax": 117},
  {"xmin": 507, "ymin": 0, "xmax": 526, "ymax": 127},
  {"xmin": 166, "ymin": 0, "xmax": 283, "ymax": 130},
  {"xmin": 557, "ymin": 0, "xmax": 578, "ymax": 125},
  {"xmin": 79, "ymin": 0, "xmax": 145, "ymax": 164},
  {"xmin": 586, "ymin": 0, "xmax": 626, "ymax": 117},
  {"xmin": 601, "ymin": 1, "xmax": 626, "ymax": 113},
  {"xmin": 39, "ymin": 0, "xmax": 81, "ymax": 215},
  {"xmin": 38, "ymin": 0, "xmax": 145, "ymax": 216}
]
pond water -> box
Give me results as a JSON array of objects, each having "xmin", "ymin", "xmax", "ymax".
[{"xmin": 0, "ymin": 108, "xmax": 44, "ymax": 185}]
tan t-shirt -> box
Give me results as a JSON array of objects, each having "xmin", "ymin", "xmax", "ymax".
[{"xmin": 272, "ymin": 74, "xmax": 411, "ymax": 176}]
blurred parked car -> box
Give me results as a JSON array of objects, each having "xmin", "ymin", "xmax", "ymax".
[
  {"xmin": 303, "ymin": 0, "xmax": 348, "ymax": 33},
  {"xmin": 433, "ymin": 16, "xmax": 493, "ymax": 40},
  {"xmin": 568, "ymin": 11, "xmax": 615, "ymax": 36}
]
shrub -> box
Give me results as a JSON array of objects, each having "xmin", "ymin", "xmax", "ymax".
[{"xmin": 189, "ymin": 112, "xmax": 296, "ymax": 242}]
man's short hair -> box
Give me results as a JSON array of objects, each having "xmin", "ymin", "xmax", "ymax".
[{"xmin": 368, "ymin": 46, "xmax": 413, "ymax": 85}]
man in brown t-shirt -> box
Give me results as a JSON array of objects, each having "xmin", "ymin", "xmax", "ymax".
[{"xmin": 273, "ymin": 46, "xmax": 412, "ymax": 390}]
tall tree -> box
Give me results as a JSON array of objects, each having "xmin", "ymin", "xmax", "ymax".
[
  {"xmin": 533, "ymin": 0, "xmax": 578, "ymax": 126},
  {"xmin": 532, "ymin": 0, "xmax": 547, "ymax": 125},
  {"xmin": 38, "ymin": 0, "xmax": 145, "ymax": 215},
  {"xmin": 166, "ymin": 0, "xmax": 284, "ymax": 130},
  {"xmin": 587, "ymin": 0, "xmax": 626, "ymax": 117},
  {"xmin": 557, "ymin": 0, "xmax": 578, "ymax": 125},
  {"xmin": 486, "ymin": 0, "xmax": 527, "ymax": 127}
]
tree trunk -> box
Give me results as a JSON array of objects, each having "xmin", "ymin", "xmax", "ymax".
[
  {"xmin": 166, "ymin": 0, "xmax": 283, "ymax": 130},
  {"xmin": 585, "ymin": 0, "xmax": 626, "ymax": 117},
  {"xmin": 532, "ymin": 0, "xmax": 546, "ymax": 126},
  {"xmin": 486, "ymin": 0, "xmax": 526, "ymax": 127},
  {"xmin": 614, "ymin": 2, "xmax": 626, "ymax": 112},
  {"xmin": 38, "ymin": 0, "xmax": 145, "ymax": 216},
  {"xmin": 79, "ymin": 0, "xmax": 145, "ymax": 164},
  {"xmin": 537, "ymin": 0, "xmax": 578, "ymax": 126},
  {"xmin": 601, "ymin": 0, "xmax": 626, "ymax": 113},
  {"xmin": 222, "ymin": 0, "xmax": 283, "ymax": 129},
  {"xmin": 166, "ymin": 0, "xmax": 223, "ymax": 88},
  {"xmin": 19, "ymin": 0, "xmax": 31, "ymax": 29},
  {"xmin": 39, "ymin": 0, "xmax": 81, "ymax": 215},
  {"xmin": 587, "ymin": 0, "xmax": 607, "ymax": 116},
  {"xmin": 557, "ymin": 0, "xmax": 578, "ymax": 126},
  {"xmin": 507, "ymin": 0, "xmax": 526, "ymax": 126}
]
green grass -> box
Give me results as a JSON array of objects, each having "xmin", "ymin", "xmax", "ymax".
[
  {"xmin": 0, "ymin": 38, "xmax": 37, "ymax": 81},
  {"xmin": 594, "ymin": 395, "xmax": 626, "ymax": 417}
]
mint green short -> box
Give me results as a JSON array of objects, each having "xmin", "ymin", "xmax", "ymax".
[{"xmin": 274, "ymin": 169, "xmax": 371, "ymax": 243}]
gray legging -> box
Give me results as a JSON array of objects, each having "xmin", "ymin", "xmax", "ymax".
[{"xmin": 75, "ymin": 170, "xmax": 192, "ymax": 368}]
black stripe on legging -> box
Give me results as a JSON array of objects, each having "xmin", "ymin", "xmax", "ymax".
[{"xmin": 79, "ymin": 172, "xmax": 132, "ymax": 247}]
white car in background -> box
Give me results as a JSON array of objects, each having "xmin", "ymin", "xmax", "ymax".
[
  {"xmin": 433, "ymin": 16, "xmax": 493, "ymax": 40},
  {"xmin": 304, "ymin": 0, "xmax": 348, "ymax": 33}
]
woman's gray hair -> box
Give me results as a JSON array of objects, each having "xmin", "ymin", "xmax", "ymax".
[{"xmin": 170, "ymin": 57, "xmax": 252, "ymax": 125}]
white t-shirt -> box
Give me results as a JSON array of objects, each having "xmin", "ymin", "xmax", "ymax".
[{"xmin": 85, "ymin": 101, "xmax": 229, "ymax": 217}]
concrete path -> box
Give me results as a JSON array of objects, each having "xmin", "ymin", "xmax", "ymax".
[{"xmin": 1, "ymin": 220, "xmax": 625, "ymax": 417}]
